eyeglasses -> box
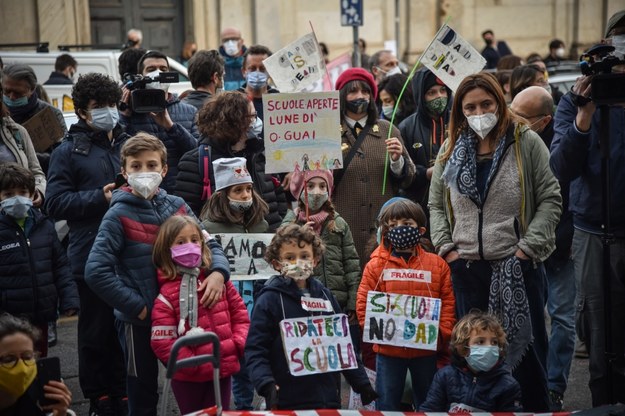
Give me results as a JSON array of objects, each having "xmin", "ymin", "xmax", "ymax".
[
  {"xmin": 249, "ymin": 112, "xmax": 257, "ymax": 119},
  {"xmin": 0, "ymin": 352, "xmax": 38, "ymax": 369}
]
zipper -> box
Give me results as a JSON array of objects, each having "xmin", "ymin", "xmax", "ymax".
[
  {"xmin": 16, "ymin": 229, "xmax": 39, "ymax": 320},
  {"xmin": 478, "ymin": 207, "xmax": 484, "ymax": 259}
]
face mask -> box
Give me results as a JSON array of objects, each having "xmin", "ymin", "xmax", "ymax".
[
  {"xmin": 246, "ymin": 71, "xmax": 268, "ymax": 90},
  {"xmin": 0, "ymin": 359, "xmax": 37, "ymax": 399},
  {"xmin": 612, "ymin": 35, "xmax": 625, "ymax": 59},
  {"xmin": 146, "ymin": 70, "xmax": 170, "ymax": 93},
  {"xmin": 425, "ymin": 96, "xmax": 448, "ymax": 115},
  {"xmin": 127, "ymin": 172, "xmax": 162, "ymax": 199},
  {"xmin": 89, "ymin": 106, "xmax": 119, "ymax": 132},
  {"xmin": 346, "ymin": 98, "xmax": 369, "ymax": 114},
  {"xmin": 379, "ymin": 66, "xmax": 401, "ymax": 79},
  {"xmin": 466, "ymin": 111, "xmax": 498, "ymax": 140},
  {"xmin": 300, "ymin": 191, "xmax": 328, "ymax": 212},
  {"xmin": 485, "ymin": 39, "xmax": 494, "ymax": 46},
  {"xmin": 466, "ymin": 345, "xmax": 500, "ymax": 372},
  {"xmin": 228, "ymin": 197, "xmax": 253, "ymax": 212},
  {"xmin": 171, "ymin": 242, "xmax": 202, "ymax": 268},
  {"xmin": 3, "ymin": 95, "xmax": 29, "ymax": 108},
  {"xmin": 386, "ymin": 225, "xmax": 421, "ymax": 250},
  {"xmin": 382, "ymin": 105, "xmax": 394, "ymax": 119},
  {"xmin": 1, "ymin": 195, "xmax": 33, "ymax": 219},
  {"xmin": 528, "ymin": 116, "xmax": 547, "ymax": 133},
  {"xmin": 224, "ymin": 40, "xmax": 240, "ymax": 56},
  {"xmin": 248, "ymin": 117, "xmax": 263, "ymax": 138},
  {"xmin": 280, "ymin": 259, "xmax": 313, "ymax": 281},
  {"xmin": 555, "ymin": 47, "xmax": 566, "ymax": 58}
]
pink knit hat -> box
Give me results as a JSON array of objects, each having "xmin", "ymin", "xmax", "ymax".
[{"xmin": 289, "ymin": 169, "xmax": 334, "ymax": 199}]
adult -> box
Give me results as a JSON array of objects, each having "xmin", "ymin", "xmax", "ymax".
[
  {"xmin": 119, "ymin": 50, "xmax": 199, "ymax": 193},
  {"xmin": 182, "ymin": 49, "xmax": 225, "ymax": 111},
  {"xmin": 509, "ymin": 64, "xmax": 550, "ymax": 100},
  {"xmin": 180, "ymin": 40, "xmax": 197, "ymax": 67},
  {"xmin": 333, "ymin": 67, "xmax": 415, "ymax": 263},
  {"xmin": 175, "ymin": 91, "xmax": 287, "ymax": 230},
  {"xmin": 511, "ymin": 86, "xmax": 575, "ymax": 411},
  {"xmin": 117, "ymin": 47, "xmax": 147, "ymax": 81},
  {"xmin": 544, "ymin": 39, "xmax": 566, "ymax": 67},
  {"xmin": 219, "ymin": 27, "xmax": 247, "ymax": 91},
  {"xmin": 237, "ymin": 45, "xmax": 279, "ymax": 138},
  {"xmin": 398, "ymin": 68, "xmax": 452, "ymax": 207},
  {"xmin": 1, "ymin": 64, "xmax": 67, "ymax": 175},
  {"xmin": 45, "ymin": 73, "xmax": 129, "ymax": 415},
  {"xmin": 549, "ymin": 14, "xmax": 625, "ymax": 405},
  {"xmin": 126, "ymin": 28, "xmax": 143, "ymax": 49},
  {"xmin": 429, "ymin": 73, "xmax": 561, "ymax": 412},
  {"xmin": 377, "ymin": 73, "xmax": 415, "ymax": 127},
  {"xmin": 496, "ymin": 54, "xmax": 523, "ymax": 71},
  {"xmin": 0, "ymin": 313, "xmax": 73, "ymax": 416},
  {"xmin": 481, "ymin": 29, "xmax": 513, "ymax": 70},
  {"xmin": 369, "ymin": 50, "xmax": 401, "ymax": 84},
  {"xmin": 43, "ymin": 54, "xmax": 77, "ymax": 85},
  {"xmin": 358, "ymin": 38, "xmax": 371, "ymax": 69},
  {"xmin": 526, "ymin": 56, "xmax": 564, "ymax": 105}
]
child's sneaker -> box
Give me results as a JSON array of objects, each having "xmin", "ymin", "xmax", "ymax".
[{"xmin": 89, "ymin": 396, "xmax": 116, "ymax": 416}]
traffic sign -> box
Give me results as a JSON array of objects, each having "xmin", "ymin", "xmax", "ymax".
[{"xmin": 340, "ymin": 0, "xmax": 363, "ymax": 27}]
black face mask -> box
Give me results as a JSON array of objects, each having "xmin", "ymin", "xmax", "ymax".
[
  {"xmin": 485, "ymin": 39, "xmax": 494, "ymax": 46},
  {"xmin": 346, "ymin": 98, "xmax": 369, "ymax": 114}
]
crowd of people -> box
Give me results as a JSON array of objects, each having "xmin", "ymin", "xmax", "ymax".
[{"xmin": 1, "ymin": 10, "xmax": 625, "ymax": 416}]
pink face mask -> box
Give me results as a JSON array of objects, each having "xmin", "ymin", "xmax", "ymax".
[{"xmin": 171, "ymin": 243, "xmax": 202, "ymax": 268}]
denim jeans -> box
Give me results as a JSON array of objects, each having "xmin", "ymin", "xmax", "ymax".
[
  {"xmin": 232, "ymin": 356, "xmax": 254, "ymax": 410},
  {"xmin": 545, "ymin": 258, "xmax": 576, "ymax": 395},
  {"xmin": 375, "ymin": 354, "xmax": 436, "ymax": 411}
]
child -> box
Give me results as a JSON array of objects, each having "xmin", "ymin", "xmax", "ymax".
[
  {"xmin": 245, "ymin": 224, "xmax": 377, "ymax": 410},
  {"xmin": 150, "ymin": 215, "xmax": 250, "ymax": 414},
  {"xmin": 356, "ymin": 197, "xmax": 456, "ymax": 411},
  {"xmin": 200, "ymin": 157, "xmax": 269, "ymax": 233},
  {"xmin": 0, "ymin": 163, "xmax": 78, "ymax": 357},
  {"xmin": 200, "ymin": 156, "xmax": 269, "ymax": 411},
  {"xmin": 85, "ymin": 133, "xmax": 231, "ymax": 415},
  {"xmin": 420, "ymin": 311, "xmax": 522, "ymax": 412}
]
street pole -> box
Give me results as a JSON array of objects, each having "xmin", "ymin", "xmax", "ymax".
[{"xmin": 353, "ymin": 26, "xmax": 361, "ymax": 68}]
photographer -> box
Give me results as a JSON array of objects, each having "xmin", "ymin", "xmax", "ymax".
[
  {"xmin": 549, "ymin": 11, "xmax": 625, "ymax": 407},
  {"xmin": 119, "ymin": 50, "xmax": 199, "ymax": 192}
]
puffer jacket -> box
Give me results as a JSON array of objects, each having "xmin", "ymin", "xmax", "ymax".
[
  {"xmin": 0, "ymin": 209, "xmax": 79, "ymax": 323},
  {"xmin": 420, "ymin": 361, "xmax": 522, "ymax": 412},
  {"xmin": 281, "ymin": 210, "xmax": 361, "ymax": 311},
  {"xmin": 84, "ymin": 187, "xmax": 230, "ymax": 326},
  {"xmin": 151, "ymin": 270, "xmax": 250, "ymax": 382},
  {"xmin": 45, "ymin": 121, "xmax": 129, "ymax": 280},
  {"xmin": 356, "ymin": 243, "xmax": 455, "ymax": 359},
  {"xmin": 119, "ymin": 95, "xmax": 199, "ymax": 192},
  {"xmin": 245, "ymin": 275, "xmax": 372, "ymax": 410},
  {"xmin": 175, "ymin": 136, "xmax": 287, "ymax": 231},
  {"xmin": 398, "ymin": 68, "xmax": 453, "ymax": 205},
  {"xmin": 429, "ymin": 123, "xmax": 562, "ymax": 262}
]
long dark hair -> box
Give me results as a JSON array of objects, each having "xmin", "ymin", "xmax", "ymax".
[{"xmin": 339, "ymin": 80, "xmax": 379, "ymax": 124}]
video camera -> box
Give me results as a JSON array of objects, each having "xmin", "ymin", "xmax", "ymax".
[
  {"xmin": 580, "ymin": 44, "xmax": 625, "ymax": 105},
  {"xmin": 122, "ymin": 72, "xmax": 179, "ymax": 113}
]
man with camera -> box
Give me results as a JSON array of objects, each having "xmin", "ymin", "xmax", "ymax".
[
  {"xmin": 549, "ymin": 11, "xmax": 625, "ymax": 407},
  {"xmin": 119, "ymin": 50, "xmax": 199, "ymax": 193}
]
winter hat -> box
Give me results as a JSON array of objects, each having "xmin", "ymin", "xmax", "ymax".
[
  {"xmin": 606, "ymin": 10, "xmax": 625, "ymax": 37},
  {"xmin": 423, "ymin": 70, "xmax": 445, "ymax": 94},
  {"xmin": 213, "ymin": 157, "xmax": 252, "ymax": 192},
  {"xmin": 290, "ymin": 169, "xmax": 334, "ymax": 199},
  {"xmin": 377, "ymin": 197, "xmax": 411, "ymax": 221},
  {"xmin": 335, "ymin": 67, "xmax": 378, "ymax": 100}
]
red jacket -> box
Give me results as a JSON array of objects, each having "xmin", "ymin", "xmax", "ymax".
[
  {"xmin": 151, "ymin": 269, "xmax": 250, "ymax": 382},
  {"xmin": 356, "ymin": 244, "xmax": 456, "ymax": 359}
]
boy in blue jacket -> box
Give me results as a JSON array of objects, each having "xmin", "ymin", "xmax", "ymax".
[
  {"xmin": 85, "ymin": 133, "xmax": 230, "ymax": 416},
  {"xmin": 0, "ymin": 163, "xmax": 78, "ymax": 357}
]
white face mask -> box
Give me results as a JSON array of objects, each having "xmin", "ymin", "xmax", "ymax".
[
  {"xmin": 611, "ymin": 35, "xmax": 625, "ymax": 59},
  {"xmin": 385, "ymin": 66, "xmax": 401, "ymax": 77},
  {"xmin": 466, "ymin": 111, "xmax": 498, "ymax": 140},
  {"xmin": 127, "ymin": 172, "xmax": 162, "ymax": 199},
  {"xmin": 89, "ymin": 106, "xmax": 119, "ymax": 132},
  {"xmin": 248, "ymin": 116, "xmax": 263, "ymax": 138},
  {"xmin": 382, "ymin": 105, "xmax": 394, "ymax": 119},
  {"xmin": 555, "ymin": 47, "xmax": 566, "ymax": 58},
  {"xmin": 145, "ymin": 70, "xmax": 170, "ymax": 93},
  {"xmin": 223, "ymin": 40, "xmax": 240, "ymax": 56}
]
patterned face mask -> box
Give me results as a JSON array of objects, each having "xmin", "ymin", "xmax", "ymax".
[
  {"xmin": 280, "ymin": 259, "xmax": 313, "ymax": 281},
  {"xmin": 425, "ymin": 96, "xmax": 448, "ymax": 115},
  {"xmin": 385, "ymin": 225, "xmax": 421, "ymax": 250}
]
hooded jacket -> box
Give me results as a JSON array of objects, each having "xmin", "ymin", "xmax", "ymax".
[
  {"xmin": 398, "ymin": 68, "xmax": 453, "ymax": 205},
  {"xmin": 151, "ymin": 270, "xmax": 250, "ymax": 382},
  {"xmin": 245, "ymin": 275, "xmax": 372, "ymax": 410}
]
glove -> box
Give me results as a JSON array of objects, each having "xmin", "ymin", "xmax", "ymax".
[
  {"xmin": 259, "ymin": 382, "xmax": 279, "ymax": 410},
  {"xmin": 359, "ymin": 383, "xmax": 378, "ymax": 405}
]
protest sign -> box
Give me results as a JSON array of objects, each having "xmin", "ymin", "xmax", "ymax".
[
  {"xmin": 264, "ymin": 32, "xmax": 326, "ymax": 93},
  {"xmin": 421, "ymin": 24, "xmax": 487, "ymax": 92},
  {"xmin": 363, "ymin": 291, "xmax": 441, "ymax": 351},
  {"xmin": 21, "ymin": 106, "xmax": 65, "ymax": 152},
  {"xmin": 263, "ymin": 91, "xmax": 342, "ymax": 174},
  {"xmin": 302, "ymin": 53, "xmax": 352, "ymax": 93},
  {"xmin": 348, "ymin": 367, "xmax": 376, "ymax": 410},
  {"xmin": 280, "ymin": 313, "xmax": 358, "ymax": 376}
]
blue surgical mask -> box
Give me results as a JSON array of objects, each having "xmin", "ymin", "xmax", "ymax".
[
  {"xmin": 1, "ymin": 195, "xmax": 33, "ymax": 219},
  {"xmin": 3, "ymin": 95, "xmax": 29, "ymax": 108},
  {"xmin": 89, "ymin": 106, "xmax": 119, "ymax": 132},
  {"xmin": 247, "ymin": 71, "xmax": 268, "ymax": 90},
  {"xmin": 466, "ymin": 345, "xmax": 500, "ymax": 372}
]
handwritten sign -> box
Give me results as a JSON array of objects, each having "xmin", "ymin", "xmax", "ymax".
[
  {"xmin": 363, "ymin": 291, "xmax": 441, "ymax": 351},
  {"xmin": 263, "ymin": 91, "xmax": 342, "ymax": 174},
  {"xmin": 302, "ymin": 53, "xmax": 352, "ymax": 93},
  {"xmin": 348, "ymin": 367, "xmax": 376, "ymax": 410},
  {"xmin": 263, "ymin": 32, "xmax": 326, "ymax": 93},
  {"xmin": 21, "ymin": 106, "xmax": 65, "ymax": 152},
  {"xmin": 421, "ymin": 24, "xmax": 487, "ymax": 92},
  {"xmin": 279, "ymin": 313, "xmax": 358, "ymax": 376}
]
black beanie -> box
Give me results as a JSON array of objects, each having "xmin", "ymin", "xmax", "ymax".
[{"xmin": 423, "ymin": 71, "xmax": 444, "ymax": 94}]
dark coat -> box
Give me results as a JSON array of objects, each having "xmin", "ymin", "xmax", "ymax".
[
  {"xmin": 0, "ymin": 209, "xmax": 79, "ymax": 323},
  {"xmin": 44, "ymin": 121, "xmax": 129, "ymax": 281},
  {"xmin": 181, "ymin": 90, "xmax": 213, "ymax": 111},
  {"xmin": 245, "ymin": 275, "xmax": 372, "ymax": 410},
  {"xmin": 43, "ymin": 71, "xmax": 73, "ymax": 85}
]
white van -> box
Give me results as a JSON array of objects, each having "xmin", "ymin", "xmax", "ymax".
[{"xmin": 0, "ymin": 50, "xmax": 192, "ymax": 112}]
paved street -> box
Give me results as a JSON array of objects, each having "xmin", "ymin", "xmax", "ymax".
[{"xmin": 51, "ymin": 315, "xmax": 592, "ymax": 415}]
